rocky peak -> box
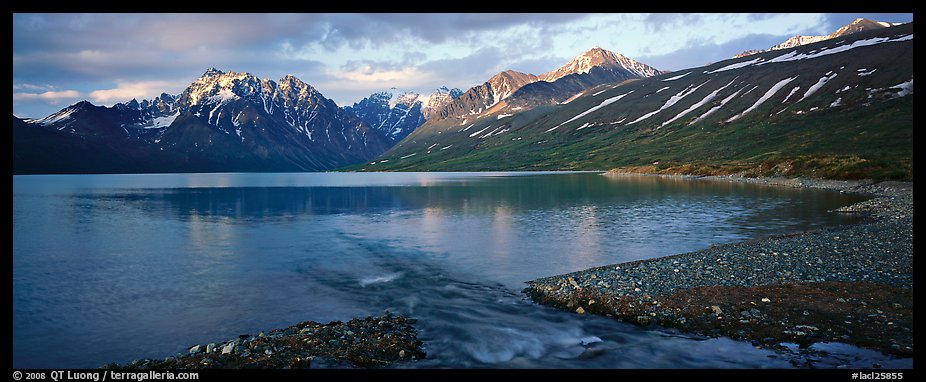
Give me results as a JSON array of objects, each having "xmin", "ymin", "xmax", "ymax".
[
  {"xmin": 180, "ymin": 69, "xmax": 264, "ymax": 106},
  {"xmin": 202, "ymin": 67, "xmax": 224, "ymax": 77},
  {"xmin": 734, "ymin": 18, "xmax": 897, "ymax": 58},
  {"xmin": 540, "ymin": 47, "xmax": 661, "ymax": 82},
  {"xmin": 421, "ymin": 86, "xmax": 463, "ymax": 120},
  {"xmin": 829, "ymin": 18, "xmax": 890, "ymax": 38}
]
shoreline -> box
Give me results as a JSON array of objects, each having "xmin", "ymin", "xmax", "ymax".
[
  {"xmin": 100, "ymin": 314, "xmax": 424, "ymax": 369},
  {"xmin": 524, "ymin": 172, "xmax": 913, "ymax": 365}
]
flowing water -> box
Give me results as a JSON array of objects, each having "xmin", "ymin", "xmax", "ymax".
[{"xmin": 13, "ymin": 172, "xmax": 907, "ymax": 368}]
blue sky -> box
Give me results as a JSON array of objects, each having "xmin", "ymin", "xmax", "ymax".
[{"xmin": 12, "ymin": 13, "xmax": 913, "ymax": 119}]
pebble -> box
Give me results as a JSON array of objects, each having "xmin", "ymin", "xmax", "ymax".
[
  {"xmin": 526, "ymin": 179, "xmax": 911, "ymax": 299},
  {"xmin": 523, "ymin": 176, "xmax": 912, "ymax": 362},
  {"xmin": 575, "ymin": 307, "xmax": 586, "ymax": 314}
]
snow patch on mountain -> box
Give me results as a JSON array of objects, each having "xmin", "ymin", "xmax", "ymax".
[
  {"xmin": 547, "ymin": 91, "xmax": 635, "ymax": 132},
  {"xmin": 661, "ymin": 72, "xmax": 691, "ymax": 81},
  {"xmin": 662, "ymin": 79, "xmax": 737, "ymax": 127},
  {"xmin": 629, "ymin": 81, "xmax": 710, "ymax": 125},
  {"xmin": 727, "ymin": 76, "xmax": 798, "ymax": 122},
  {"xmin": 797, "ymin": 72, "xmax": 838, "ymax": 103}
]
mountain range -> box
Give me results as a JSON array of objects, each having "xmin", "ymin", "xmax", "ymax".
[
  {"xmin": 13, "ymin": 19, "xmax": 912, "ymax": 180},
  {"xmin": 342, "ymin": 86, "xmax": 463, "ymax": 143},
  {"xmin": 14, "ymin": 69, "xmax": 391, "ymax": 173},
  {"xmin": 427, "ymin": 47, "xmax": 664, "ymax": 122},
  {"xmin": 361, "ymin": 22, "xmax": 913, "ymax": 180},
  {"xmin": 14, "ymin": 47, "xmax": 660, "ymax": 174},
  {"xmin": 734, "ymin": 18, "xmax": 900, "ymax": 58}
]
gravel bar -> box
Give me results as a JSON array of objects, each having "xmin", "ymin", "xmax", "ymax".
[
  {"xmin": 100, "ymin": 314, "xmax": 425, "ymax": 369},
  {"xmin": 524, "ymin": 174, "xmax": 913, "ymax": 362}
]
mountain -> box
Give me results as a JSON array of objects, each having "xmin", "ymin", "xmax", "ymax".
[
  {"xmin": 426, "ymin": 70, "xmax": 539, "ymax": 121},
  {"xmin": 14, "ymin": 69, "xmax": 392, "ymax": 174},
  {"xmin": 734, "ymin": 18, "xmax": 898, "ymax": 58},
  {"xmin": 505, "ymin": 48, "xmax": 665, "ymax": 110},
  {"xmin": 425, "ymin": 47, "xmax": 663, "ymax": 124},
  {"xmin": 343, "ymin": 88, "xmax": 426, "ymax": 143},
  {"xmin": 359, "ymin": 23, "xmax": 913, "ymax": 181},
  {"xmin": 539, "ymin": 47, "xmax": 662, "ymax": 82},
  {"xmin": 342, "ymin": 86, "xmax": 464, "ymax": 142},
  {"xmin": 421, "ymin": 86, "xmax": 463, "ymax": 119}
]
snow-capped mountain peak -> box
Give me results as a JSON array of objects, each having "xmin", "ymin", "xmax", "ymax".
[
  {"xmin": 180, "ymin": 69, "xmax": 263, "ymax": 106},
  {"xmin": 540, "ymin": 47, "xmax": 662, "ymax": 82},
  {"xmin": 343, "ymin": 87, "xmax": 436, "ymax": 142},
  {"xmin": 734, "ymin": 18, "xmax": 900, "ymax": 58},
  {"xmin": 419, "ymin": 86, "xmax": 463, "ymax": 119}
]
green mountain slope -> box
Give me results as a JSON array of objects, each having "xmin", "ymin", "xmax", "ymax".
[{"xmin": 357, "ymin": 23, "xmax": 913, "ymax": 180}]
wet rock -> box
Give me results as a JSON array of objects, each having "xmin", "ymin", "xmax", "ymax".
[
  {"xmin": 580, "ymin": 336, "xmax": 603, "ymax": 346},
  {"xmin": 575, "ymin": 307, "xmax": 586, "ymax": 314}
]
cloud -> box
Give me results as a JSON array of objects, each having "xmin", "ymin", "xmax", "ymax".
[
  {"xmin": 821, "ymin": 13, "xmax": 914, "ymax": 31},
  {"xmin": 636, "ymin": 33, "xmax": 794, "ymax": 71},
  {"xmin": 13, "ymin": 13, "xmax": 912, "ymax": 118},
  {"xmin": 643, "ymin": 13, "xmax": 707, "ymax": 33},
  {"xmin": 88, "ymin": 80, "xmax": 185, "ymax": 105},
  {"xmin": 12, "ymin": 83, "xmax": 56, "ymax": 92},
  {"xmin": 13, "ymin": 89, "xmax": 81, "ymax": 104}
]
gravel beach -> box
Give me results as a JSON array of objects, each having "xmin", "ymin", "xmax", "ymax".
[
  {"xmin": 524, "ymin": 173, "xmax": 913, "ymax": 363},
  {"xmin": 100, "ymin": 314, "xmax": 424, "ymax": 369}
]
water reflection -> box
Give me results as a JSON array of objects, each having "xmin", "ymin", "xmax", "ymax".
[{"xmin": 13, "ymin": 172, "xmax": 873, "ymax": 369}]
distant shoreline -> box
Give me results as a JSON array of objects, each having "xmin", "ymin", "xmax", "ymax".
[{"xmin": 525, "ymin": 172, "xmax": 913, "ymax": 366}]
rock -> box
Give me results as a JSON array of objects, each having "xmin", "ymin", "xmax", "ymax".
[
  {"xmin": 399, "ymin": 350, "xmax": 406, "ymax": 358},
  {"xmin": 761, "ymin": 298, "xmax": 771, "ymax": 303},
  {"xmin": 189, "ymin": 345, "xmax": 202, "ymax": 354},
  {"xmin": 206, "ymin": 343, "xmax": 216, "ymax": 354},
  {"xmin": 836, "ymin": 298, "xmax": 847, "ymax": 303},
  {"xmin": 575, "ymin": 307, "xmax": 586, "ymax": 314},
  {"xmin": 709, "ymin": 305, "xmax": 723, "ymax": 315},
  {"xmin": 265, "ymin": 349, "xmax": 273, "ymax": 355},
  {"xmin": 221, "ymin": 343, "xmax": 235, "ymax": 355},
  {"xmin": 635, "ymin": 316, "xmax": 653, "ymax": 326},
  {"xmin": 580, "ymin": 336, "xmax": 603, "ymax": 346},
  {"xmin": 568, "ymin": 277, "xmax": 581, "ymax": 289}
]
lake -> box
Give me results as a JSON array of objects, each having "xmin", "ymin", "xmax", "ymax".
[{"xmin": 12, "ymin": 172, "xmax": 900, "ymax": 368}]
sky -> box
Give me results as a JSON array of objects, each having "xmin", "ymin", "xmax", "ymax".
[{"xmin": 12, "ymin": 13, "xmax": 913, "ymax": 119}]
